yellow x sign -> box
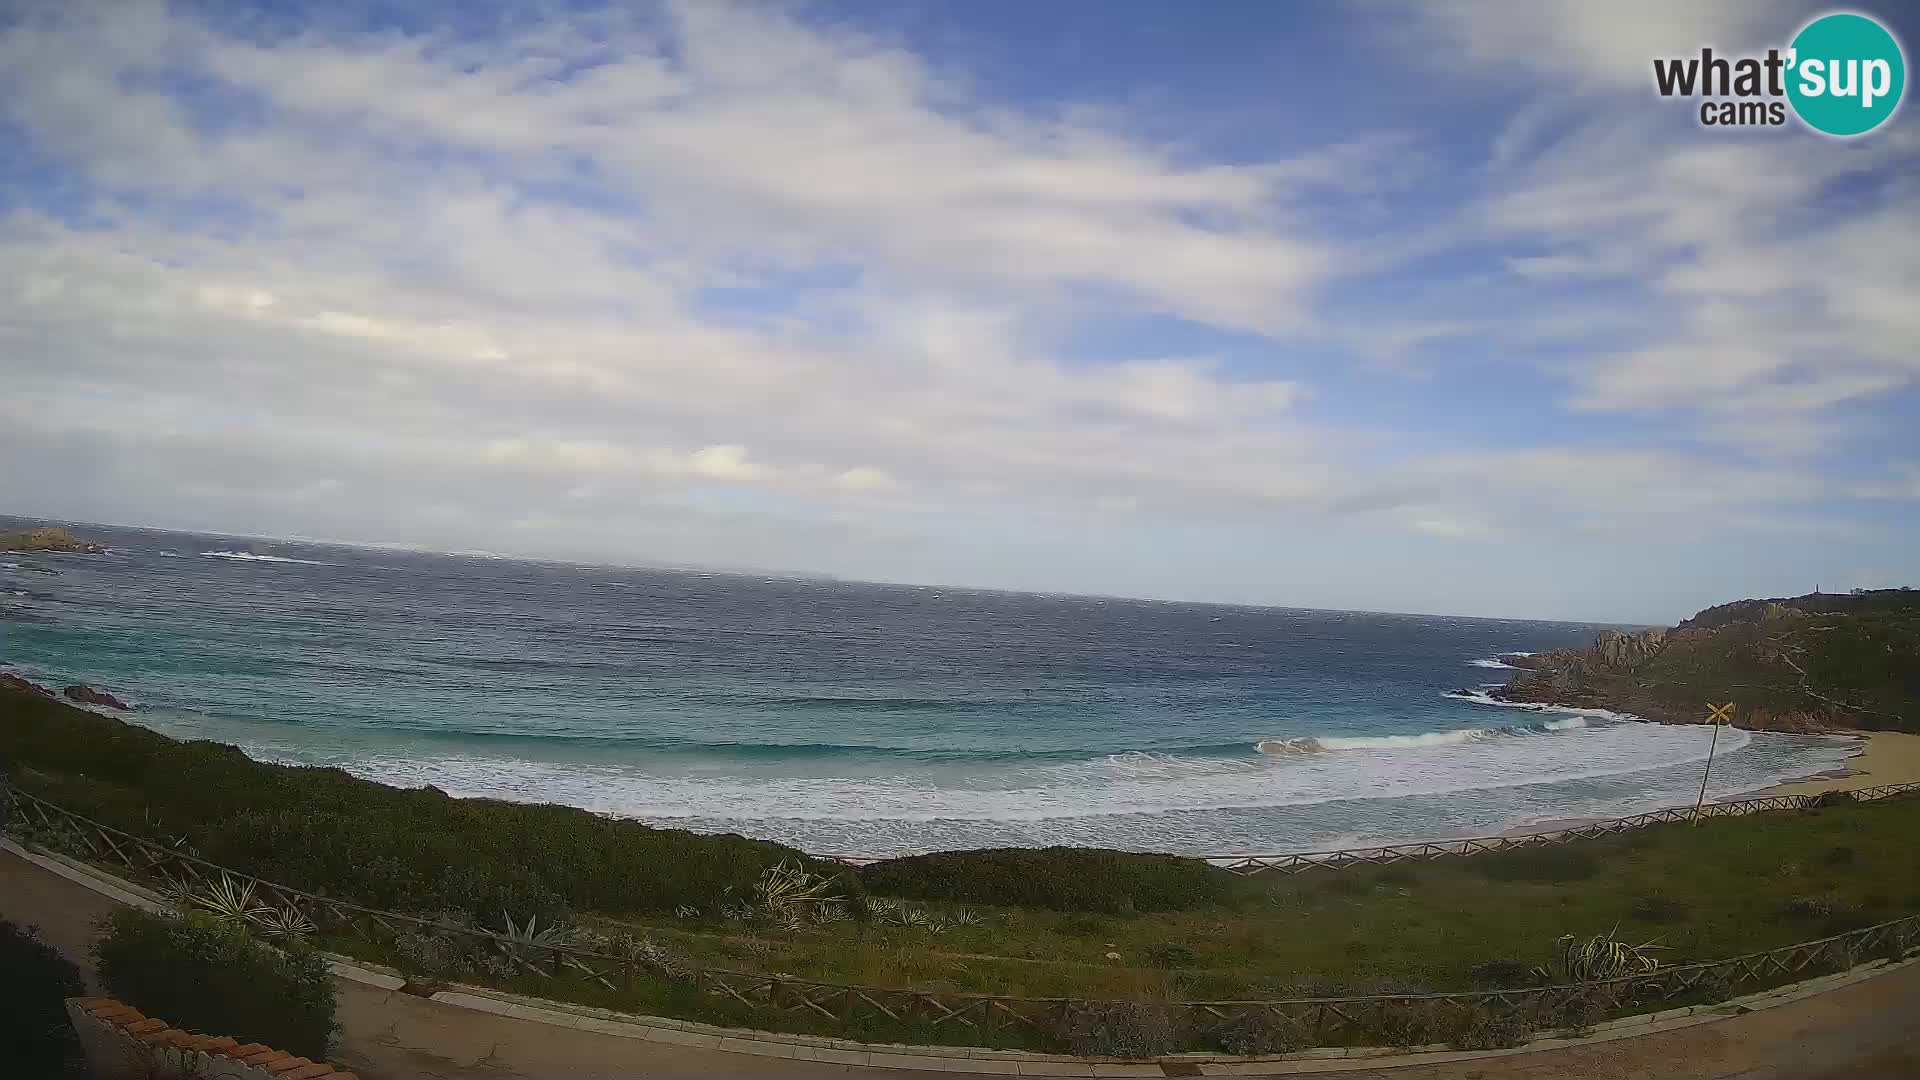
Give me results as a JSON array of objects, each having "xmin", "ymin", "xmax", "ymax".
[{"xmin": 1707, "ymin": 703, "xmax": 1734, "ymax": 725}]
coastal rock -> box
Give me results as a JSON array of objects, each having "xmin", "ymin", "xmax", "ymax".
[
  {"xmin": 0, "ymin": 527, "xmax": 105, "ymax": 554},
  {"xmin": 1, "ymin": 672, "xmax": 58, "ymax": 699},
  {"xmin": 1592, "ymin": 628, "xmax": 1666, "ymax": 673},
  {"xmin": 64, "ymin": 684, "xmax": 132, "ymax": 710},
  {"xmin": 1489, "ymin": 588, "xmax": 1920, "ymax": 733}
]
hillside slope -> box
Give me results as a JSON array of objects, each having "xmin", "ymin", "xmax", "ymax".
[{"xmin": 1492, "ymin": 589, "xmax": 1920, "ymax": 732}]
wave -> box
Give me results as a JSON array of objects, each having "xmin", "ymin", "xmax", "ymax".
[
  {"xmin": 1256, "ymin": 715, "xmax": 1590, "ymax": 755},
  {"xmin": 214, "ymin": 714, "xmax": 1263, "ymax": 763},
  {"xmin": 253, "ymin": 718, "xmax": 1788, "ymax": 834},
  {"xmin": 1469, "ymin": 658, "xmax": 1518, "ymax": 669},
  {"xmin": 200, "ymin": 551, "xmax": 329, "ymax": 565},
  {"xmin": 1441, "ymin": 689, "xmax": 1648, "ymax": 724}
]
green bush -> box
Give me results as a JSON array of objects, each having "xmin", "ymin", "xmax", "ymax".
[
  {"xmin": 92, "ymin": 909, "xmax": 336, "ymax": 1058},
  {"xmin": 1055, "ymin": 1001, "xmax": 1178, "ymax": 1057},
  {"xmin": 1210, "ymin": 1008, "xmax": 1311, "ymax": 1055},
  {"xmin": 861, "ymin": 847, "xmax": 1229, "ymax": 913},
  {"xmin": 2, "ymin": 920, "xmax": 85, "ymax": 1073},
  {"xmin": 1, "ymin": 689, "xmax": 821, "ymax": 921}
]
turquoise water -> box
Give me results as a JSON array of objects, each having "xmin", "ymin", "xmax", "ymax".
[{"xmin": 1, "ymin": 519, "xmax": 1858, "ymax": 856}]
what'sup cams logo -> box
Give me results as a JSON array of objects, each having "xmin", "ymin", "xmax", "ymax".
[{"xmin": 1653, "ymin": 11, "xmax": 1906, "ymax": 135}]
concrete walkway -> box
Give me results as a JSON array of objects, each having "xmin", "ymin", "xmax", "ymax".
[{"xmin": 4, "ymin": 845, "xmax": 1916, "ymax": 1079}]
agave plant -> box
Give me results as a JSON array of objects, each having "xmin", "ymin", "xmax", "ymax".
[
  {"xmin": 176, "ymin": 873, "xmax": 317, "ymax": 941},
  {"xmin": 250, "ymin": 904, "xmax": 318, "ymax": 941},
  {"xmin": 1536, "ymin": 926, "xmax": 1665, "ymax": 983},
  {"xmin": 753, "ymin": 860, "xmax": 847, "ymax": 930},
  {"xmin": 950, "ymin": 907, "xmax": 985, "ymax": 927},
  {"xmin": 494, "ymin": 911, "xmax": 582, "ymax": 970},
  {"xmin": 182, "ymin": 873, "xmax": 271, "ymax": 924}
]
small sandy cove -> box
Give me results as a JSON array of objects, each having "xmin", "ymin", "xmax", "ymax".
[{"xmin": 1756, "ymin": 729, "xmax": 1920, "ymax": 795}]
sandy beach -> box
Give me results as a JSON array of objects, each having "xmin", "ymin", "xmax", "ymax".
[
  {"xmin": 1752, "ymin": 729, "xmax": 1920, "ymax": 796},
  {"xmin": 1490, "ymin": 729, "xmax": 1920, "ymax": 839}
]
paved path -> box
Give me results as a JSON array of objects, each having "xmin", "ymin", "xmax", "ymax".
[{"xmin": 4, "ymin": 847, "xmax": 1915, "ymax": 1079}]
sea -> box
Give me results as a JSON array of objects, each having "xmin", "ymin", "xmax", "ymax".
[{"xmin": 1, "ymin": 519, "xmax": 1860, "ymax": 858}]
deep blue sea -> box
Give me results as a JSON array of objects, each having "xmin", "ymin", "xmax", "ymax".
[{"xmin": 1, "ymin": 519, "xmax": 1858, "ymax": 856}]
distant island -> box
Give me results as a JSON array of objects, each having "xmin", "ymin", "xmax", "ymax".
[
  {"xmin": 1487, "ymin": 588, "xmax": 1920, "ymax": 733},
  {"xmin": 0, "ymin": 526, "xmax": 104, "ymax": 554}
]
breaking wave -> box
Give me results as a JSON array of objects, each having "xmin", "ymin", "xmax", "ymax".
[
  {"xmin": 200, "ymin": 551, "xmax": 330, "ymax": 565},
  {"xmin": 1256, "ymin": 715, "xmax": 1589, "ymax": 755}
]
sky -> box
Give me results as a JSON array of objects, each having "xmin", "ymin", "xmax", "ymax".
[{"xmin": 1, "ymin": 1, "xmax": 1917, "ymax": 624}]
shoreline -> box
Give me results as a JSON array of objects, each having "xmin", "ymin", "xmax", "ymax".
[
  {"xmin": 1746, "ymin": 729, "xmax": 1920, "ymax": 796},
  {"xmin": 1495, "ymin": 729, "xmax": 1920, "ymax": 838}
]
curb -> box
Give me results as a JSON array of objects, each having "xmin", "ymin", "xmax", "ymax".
[{"xmin": 6, "ymin": 835, "xmax": 1916, "ymax": 1075}]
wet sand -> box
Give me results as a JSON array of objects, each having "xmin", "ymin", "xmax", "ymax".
[
  {"xmin": 1751, "ymin": 729, "xmax": 1920, "ymax": 796},
  {"xmin": 1491, "ymin": 730, "xmax": 1920, "ymax": 838}
]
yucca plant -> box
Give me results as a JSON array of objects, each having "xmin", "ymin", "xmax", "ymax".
[
  {"xmin": 175, "ymin": 873, "xmax": 316, "ymax": 942},
  {"xmin": 753, "ymin": 860, "xmax": 846, "ymax": 930},
  {"xmin": 248, "ymin": 904, "xmax": 317, "ymax": 941},
  {"xmin": 1535, "ymin": 925, "xmax": 1665, "ymax": 984},
  {"xmin": 181, "ymin": 873, "xmax": 270, "ymax": 924}
]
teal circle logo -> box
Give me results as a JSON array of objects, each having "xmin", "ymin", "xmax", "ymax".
[{"xmin": 1787, "ymin": 13, "xmax": 1906, "ymax": 136}]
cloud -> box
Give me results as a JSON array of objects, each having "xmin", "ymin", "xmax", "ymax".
[{"xmin": 0, "ymin": 0, "xmax": 1912, "ymax": 618}]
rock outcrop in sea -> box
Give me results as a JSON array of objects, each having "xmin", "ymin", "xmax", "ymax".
[
  {"xmin": 0, "ymin": 526, "xmax": 105, "ymax": 554},
  {"xmin": 64, "ymin": 684, "xmax": 132, "ymax": 710}
]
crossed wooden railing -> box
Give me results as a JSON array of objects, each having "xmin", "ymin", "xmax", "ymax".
[{"xmin": 5, "ymin": 784, "xmax": 1916, "ymax": 1050}]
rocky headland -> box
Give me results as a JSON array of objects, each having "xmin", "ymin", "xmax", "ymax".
[{"xmin": 1482, "ymin": 589, "xmax": 1920, "ymax": 733}]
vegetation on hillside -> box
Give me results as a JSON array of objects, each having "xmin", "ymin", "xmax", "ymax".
[
  {"xmin": 94, "ymin": 908, "xmax": 337, "ymax": 1059},
  {"xmin": 2, "ymin": 920, "xmax": 86, "ymax": 1074},
  {"xmin": 0, "ymin": 686, "xmax": 1221, "ymax": 921},
  {"xmin": 0, "ymin": 527, "xmax": 104, "ymax": 554},
  {"xmin": 1496, "ymin": 588, "xmax": 1920, "ymax": 732}
]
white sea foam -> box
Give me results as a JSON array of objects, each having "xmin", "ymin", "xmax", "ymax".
[
  {"xmin": 260, "ymin": 714, "xmax": 1765, "ymax": 826},
  {"xmin": 200, "ymin": 551, "xmax": 329, "ymax": 565},
  {"xmin": 1442, "ymin": 688, "xmax": 1649, "ymax": 724},
  {"xmin": 1256, "ymin": 715, "xmax": 1589, "ymax": 755},
  {"xmin": 1469, "ymin": 658, "xmax": 1518, "ymax": 669}
]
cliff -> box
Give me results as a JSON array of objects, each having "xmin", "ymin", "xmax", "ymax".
[{"xmin": 1490, "ymin": 589, "xmax": 1920, "ymax": 733}]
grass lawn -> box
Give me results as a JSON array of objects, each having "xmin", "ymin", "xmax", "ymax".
[{"xmin": 583, "ymin": 797, "xmax": 1920, "ymax": 1002}]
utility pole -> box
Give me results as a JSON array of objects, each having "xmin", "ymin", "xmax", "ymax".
[{"xmin": 1693, "ymin": 702, "xmax": 1734, "ymax": 823}]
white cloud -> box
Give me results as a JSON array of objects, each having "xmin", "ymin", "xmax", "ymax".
[{"xmin": 0, "ymin": 0, "xmax": 1910, "ymax": 613}]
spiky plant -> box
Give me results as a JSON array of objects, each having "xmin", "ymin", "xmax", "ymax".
[
  {"xmin": 753, "ymin": 860, "xmax": 846, "ymax": 930},
  {"xmin": 1535, "ymin": 926, "xmax": 1665, "ymax": 983},
  {"xmin": 248, "ymin": 904, "xmax": 317, "ymax": 941},
  {"xmin": 950, "ymin": 907, "xmax": 984, "ymax": 927},
  {"xmin": 182, "ymin": 873, "xmax": 270, "ymax": 924},
  {"xmin": 495, "ymin": 911, "xmax": 581, "ymax": 969}
]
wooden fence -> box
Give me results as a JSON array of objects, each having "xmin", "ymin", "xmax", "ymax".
[{"xmin": 5, "ymin": 784, "xmax": 1917, "ymax": 1050}]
